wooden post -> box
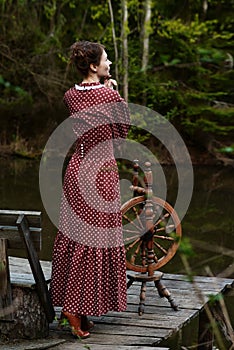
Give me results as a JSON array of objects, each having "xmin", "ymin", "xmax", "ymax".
[
  {"xmin": 16, "ymin": 214, "xmax": 55, "ymax": 323},
  {"xmin": 0, "ymin": 238, "xmax": 13, "ymax": 320}
]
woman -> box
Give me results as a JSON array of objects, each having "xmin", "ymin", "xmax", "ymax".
[{"xmin": 49, "ymin": 41, "xmax": 130, "ymax": 339}]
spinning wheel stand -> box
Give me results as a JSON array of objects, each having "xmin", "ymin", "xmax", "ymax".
[
  {"xmin": 121, "ymin": 161, "xmax": 181, "ymax": 315},
  {"xmin": 127, "ymin": 271, "xmax": 178, "ymax": 316}
]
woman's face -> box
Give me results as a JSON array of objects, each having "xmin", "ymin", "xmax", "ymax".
[{"xmin": 96, "ymin": 50, "xmax": 112, "ymax": 78}]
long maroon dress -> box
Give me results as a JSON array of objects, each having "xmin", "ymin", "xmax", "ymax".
[{"xmin": 50, "ymin": 82, "xmax": 130, "ymax": 316}]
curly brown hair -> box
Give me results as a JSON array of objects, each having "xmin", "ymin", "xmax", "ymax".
[{"xmin": 70, "ymin": 41, "xmax": 105, "ymax": 77}]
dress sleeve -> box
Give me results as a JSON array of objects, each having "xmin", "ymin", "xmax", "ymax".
[
  {"xmin": 102, "ymin": 89, "xmax": 130, "ymax": 141},
  {"xmin": 110, "ymin": 100, "xmax": 130, "ymax": 141}
]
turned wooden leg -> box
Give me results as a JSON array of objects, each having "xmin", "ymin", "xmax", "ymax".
[
  {"xmin": 155, "ymin": 280, "xmax": 179, "ymax": 311},
  {"xmin": 138, "ymin": 281, "xmax": 146, "ymax": 315}
]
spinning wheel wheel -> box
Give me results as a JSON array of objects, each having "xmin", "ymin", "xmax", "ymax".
[
  {"xmin": 121, "ymin": 161, "xmax": 181, "ymax": 314},
  {"xmin": 122, "ymin": 196, "xmax": 182, "ymax": 272}
]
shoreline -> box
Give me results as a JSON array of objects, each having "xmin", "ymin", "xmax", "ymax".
[{"xmin": 0, "ymin": 144, "xmax": 233, "ymax": 167}]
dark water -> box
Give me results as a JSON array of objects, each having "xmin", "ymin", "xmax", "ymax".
[
  {"xmin": 0, "ymin": 157, "xmax": 233, "ymax": 347},
  {"xmin": 1, "ymin": 157, "xmax": 233, "ymax": 271}
]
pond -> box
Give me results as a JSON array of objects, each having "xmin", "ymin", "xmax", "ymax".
[
  {"xmin": 0, "ymin": 156, "xmax": 233, "ymax": 347},
  {"xmin": 1, "ymin": 157, "xmax": 233, "ymax": 274}
]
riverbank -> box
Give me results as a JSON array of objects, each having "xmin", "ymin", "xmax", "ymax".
[
  {"xmin": 1, "ymin": 142, "xmax": 233, "ymax": 167},
  {"xmin": 0, "ymin": 145, "xmax": 42, "ymax": 160}
]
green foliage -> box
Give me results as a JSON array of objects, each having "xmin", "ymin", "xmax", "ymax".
[
  {"xmin": 179, "ymin": 237, "xmax": 195, "ymax": 257},
  {"xmin": 208, "ymin": 293, "xmax": 223, "ymax": 305},
  {"xmin": 0, "ymin": 75, "xmax": 33, "ymax": 115},
  {"xmin": 0, "ymin": 0, "xmax": 233, "ymax": 160},
  {"xmin": 218, "ymin": 146, "xmax": 234, "ymax": 154},
  {"xmin": 0, "ymin": 75, "xmax": 28, "ymax": 96},
  {"xmin": 59, "ymin": 317, "xmax": 69, "ymax": 327},
  {"xmin": 198, "ymin": 47, "xmax": 228, "ymax": 64},
  {"xmin": 157, "ymin": 16, "xmax": 217, "ymax": 44}
]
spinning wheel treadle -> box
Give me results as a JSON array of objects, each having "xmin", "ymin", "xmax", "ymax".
[{"xmin": 121, "ymin": 161, "xmax": 181, "ymax": 315}]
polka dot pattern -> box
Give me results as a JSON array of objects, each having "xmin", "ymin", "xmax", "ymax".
[{"xmin": 50, "ymin": 82, "xmax": 130, "ymax": 316}]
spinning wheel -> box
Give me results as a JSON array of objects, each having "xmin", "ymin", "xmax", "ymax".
[
  {"xmin": 121, "ymin": 161, "xmax": 182, "ymax": 314},
  {"xmin": 122, "ymin": 196, "xmax": 182, "ymax": 272}
]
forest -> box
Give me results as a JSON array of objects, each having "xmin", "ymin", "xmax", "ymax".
[{"xmin": 0, "ymin": 0, "xmax": 234, "ymax": 165}]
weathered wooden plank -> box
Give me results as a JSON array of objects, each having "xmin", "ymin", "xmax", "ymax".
[
  {"xmin": 8, "ymin": 257, "xmax": 51, "ymax": 289},
  {"xmin": 0, "ymin": 239, "xmax": 9, "ymax": 296},
  {"xmin": 50, "ymin": 320, "xmax": 163, "ymax": 345},
  {"xmin": 9, "ymin": 257, "xmax": 51, "ymax": 279},
  {"xmin": 47, "ymin": 345, "xmax": 169, "ymax": 350},
  {"xmin": 127, "ymin": 279, "xmax": 231, "ymax": 291},
  {"xmin": 104, "ymin": 304, "xmax": 194, "ymax": 322},
  {"xmin": 126, "ymin": 275, "xmax": 232, "ymax": 296},
  {"xmin": 161, "ymin": 279, "xmax": 232, "ymax": 293},
  {"xmin": 0, "ymin": 210, "xmax": 41, "ymax": 227},
  {"xmin": 91, "ymin": 315, "xmax": 190, "ymax": 331},
  {"xmin": 127, "ymin": 277, "xmax": 232, "ymax": 291},
  {"xmin": 95, "ymin": 324, "xmax": 170, "ymax": 339},
  {"xmin": 10, "ymin": 272, "xmax": 51, "ymax": 282},
  {"xmin": 0, "ymin": 339, "xmax": 67, "ymax": 350},
  {"xmin": 52, "ymin": 321, "xmax": 170, "ymax": 339},
  {"xmin": 127, "ymin": 293, "xmax": 204, "ymax": 309},
  {"xmin": 16, "ymin": 214, "xmax": 55, "ymax": 323},
  {"xmin": 94, "ymin": 308, "xmax": 198, "ymax": 325},
  {"xmin": 127, "ymin": 287, "xmax": 223, "ymax": 300},
  {"xmin": 0, "ymin": 227, "xmax": 41, "ymax": 251},
  {"xmin": 159, "ymin": 273, "xmax": 233, "ymax": 286},
  {"xmin": 0, "ymin": 238, "xmax": 13, "ymax": 321},
  {"xmin": 10, "ymin": 273, "xmax": 50, "ymax": 288},
  {"xmin": 78, "ymin": 333, "xmax": 162, "ymax": 346},
  {"xmin": 127, "ymin": 287, "xmax": 221, "ymax": 302},
  {"xmin": 99, "ymin": 308, "xmax": 196, "ymax": 320}
]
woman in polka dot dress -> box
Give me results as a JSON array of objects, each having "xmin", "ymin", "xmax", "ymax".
[{"xmin": 49, "ymin": 41, "xmax": 130, "ymax": 339}]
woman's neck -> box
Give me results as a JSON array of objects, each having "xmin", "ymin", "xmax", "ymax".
[{"xmin": 82, "ymin": 75, "xmax": 100, "ymax": 84}]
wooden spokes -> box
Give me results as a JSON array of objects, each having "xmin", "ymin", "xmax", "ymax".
[{"xmin": 121, "ymin": 196, "xmax": 182, "ymax": 273}]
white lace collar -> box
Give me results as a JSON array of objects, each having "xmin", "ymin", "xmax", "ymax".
[{"xmin": 75, "ymin": 83, "xmax": 104, "ymax": 91}]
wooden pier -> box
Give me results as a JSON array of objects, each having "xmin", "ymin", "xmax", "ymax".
[{"xmin": 0, "ymin": 257, "xmax": 233, "ymax": 350}]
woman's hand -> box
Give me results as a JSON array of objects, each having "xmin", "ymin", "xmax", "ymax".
[{"xmin": 104, "ymin": 77, "xmax": 117, "ymax": 89}]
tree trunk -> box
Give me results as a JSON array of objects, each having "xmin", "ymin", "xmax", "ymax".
[
  {"xmin": 141, "ymin": 0, "xmax": 152, "ymax": 72},
  {"xmin": 108, "ymin": 0, "xmax": 119, "ymax": 82},
  {"xmin": 121, "ymin": 0, "xmax": 128, "ymax": 101},
  {"xmin": 0, "ymin": 286, "xmax": 49, "ymax": 339}
]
